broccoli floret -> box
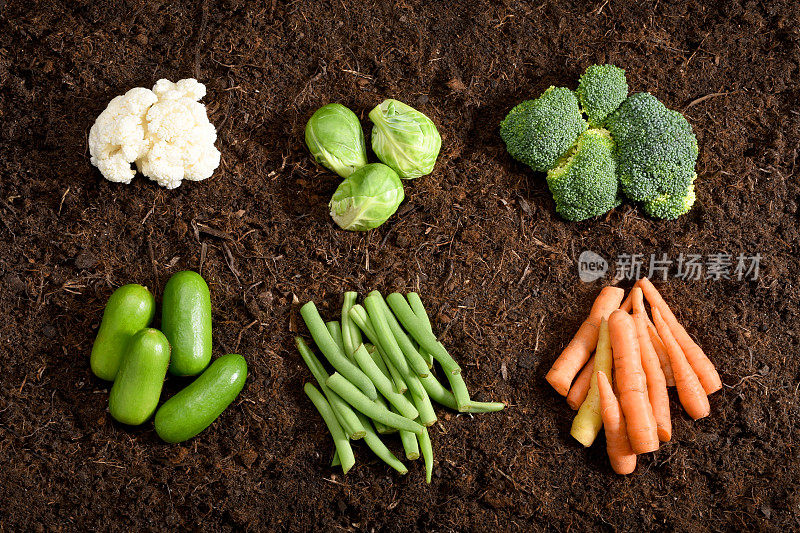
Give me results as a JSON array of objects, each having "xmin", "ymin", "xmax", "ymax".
[
  {"xmin": 500, "ymin": 86, "xmax": 588, "ymax": 172},
  {"xmin": 605, "ymin": 92, "xmax": 698, "ymax": 204},
  {"xmin": 642, "ymin": 176, "xmax": 697, "ymax": 219},
  {"xmin": 576, "ymin": 64, "xmax": 628, "ymax": 127},
  {"xmin": 546, "ymin": 128, "xmax": 621, "ymax": 221}
]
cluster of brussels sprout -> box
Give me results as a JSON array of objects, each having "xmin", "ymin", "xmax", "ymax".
[{"xmin": 305, "ymin": 99, "xmax": 441, "ymax": 231}]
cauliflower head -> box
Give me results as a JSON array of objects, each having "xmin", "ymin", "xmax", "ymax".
[{"xmin": 89, "ymin": 79, "xmax": 220, "ymax": 189}]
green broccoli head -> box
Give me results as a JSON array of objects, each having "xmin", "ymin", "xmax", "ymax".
[
  {"xmin": 576, "ymin": 64, "xmax": 628, "ymax": 127},
  {"xmin": 605, "ymin": 92, "xmax": 698, "ymax": 203},
  {"xmin": 642, "ymin": 175, "xmax": 697, "ymax": 219},
  {"xmin": 500, "ymin": 86, "xmax": 588, "ymax": 172},
  {"xmin": 546, "ymin": 128, "xmax": 622, "ymax": 221}
]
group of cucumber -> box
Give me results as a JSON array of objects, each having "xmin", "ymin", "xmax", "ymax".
[
  {"xmin": 297, "ymin": 291, "xmax": 505, "ymax": 480},
  {"xmin": 90, "ymin": 271, "xmax": 247, "ymax": 443}
]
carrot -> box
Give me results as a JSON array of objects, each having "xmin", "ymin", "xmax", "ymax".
[
  {"xmin": 570, "ymin": 319, "xmax": 612, "ymax": 446},
  {"xmin": 566, "ymin": 356, "xmax": 595, "ymax": 410},
  {"xmin": 631, "ymin": 288, "xmax": 671, "ymax": 442},
  {"xmin": 646, "ymin": 320, "xmax": 676, "ymax": 387},
  {"xmin": 637, "ymin": 278, "xmax": 722, "ymax": 394},
  {"xmin": 651, "ymin": 307, "xmax": 710, "ymax": 420},
  {"xmin": 546, "ymin": 286, "xmax": 625, "ymax": 396},
  {"xmin": 619, "ymin": 290, "xmax": 633, "ymax": 313},
  {"xmin": 597, "ymin": 371, "xmax": 636, "ymax": 475},
  {"xmin": 608, "ymin": 309, "xmax": 659, "ymax": 454}
]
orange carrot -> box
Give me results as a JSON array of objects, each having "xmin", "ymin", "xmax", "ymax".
[
  {"xmin": 566, "ymin": 356, "xmax": 595, "ymax": 410},
  {"xmin": 646, "ymin": 320, "xmax": 676, "ymax": 387},
  {"xmin": 651, "ymin": 307, "xmax": 710, "ymax": 420},
  {"xmin": 631, "ymin": 288, "xmax": 671, "ymax": 442},
  {"xmin": 608, "ymin": 309, "xmax": 659, "ymax": 454},
  {"xmin": 620, "ymin": 290, "xmax": 633, "ymax": 313},
  {"xmin": 546, "ymin": 286, "xmax": 625, "ymax": 396},
  {"xmin": 637, "ymin": 278, "xmax": 722, "ymax": 394},
  {"xmin": 597, "ymin": 371, "xmax": 636, "ymax": 475}
]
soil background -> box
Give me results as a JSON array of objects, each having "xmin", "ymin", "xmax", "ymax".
[{"xmin": 1, "ymin": 0, "xmax": 799, "ymax": 531}]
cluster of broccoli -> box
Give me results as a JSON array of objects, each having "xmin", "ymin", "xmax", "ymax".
[{"xmin": 500, "ymin": 65, "xmax": 698, "ymax": 221}]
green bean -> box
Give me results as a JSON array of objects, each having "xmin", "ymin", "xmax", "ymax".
[
  {"xmin": 326, "ymin": 321, "xmax": 344, "ymax": 352},
  {"xmin": 416, "ymin": 343, "xmax": 434, "ymax": 369},
  {"xmin": 363, "ymin": 294, "xmax": 410, "ymax": 376},
  {"xmin": 385, "ymin": 293, "xmax": 461, "ymax": 375},
  {"xmin": 395, "ymin": 393, "xmax": 419, "ymax": 461},
  {"xmin": 349, "ymin": 305, "xmax": 380, "ymax": 342},
  {"xmin": 295, "ymin": 337, "xmax": 366, "ymax": 439},
  {"xmin": 366, "ymin": 346, "xmax": 398, "ymax": 434},
  {"xmin": 331, "ymin": 416, "xmax": 407, "ymax": 473},
  {"xmin": 355, "ymin": 412, "xmax": 408, "ymax": 474},
  {"xmin": 377, "ymin": 344, "xmax": 408, "ymax": 394},
  {"xmin": 462, "ymin": 401, "xmax": 505, "ymax": 413},
  {"xmin": 369, "ymin": 291, "xmax": 429, "ymax": 377},
  {"xmin": 350, "ymin": 306, "xmax": 407, "ymax": 393},
  {"xmin": 418, "ymin": 427, "xmax": 434, "ymax": 484},
  {"xmin": 419, "ymin": 372, "xmax": 459, "ymax": 410},
  {"xmin": 372, "ymin": 394, "xmax": 396, "ymax": 434},
  {"xmin": 326, "ymin": 373, "xmax": 423, "ymax": 435},
  {"xmin": 403, "ymin": 293, "xmax": 470, "ymax": 410},
  {"xmin": 406, "ymin": 372, "xmax": 437, "ymax": 426},
  {"xmin": 407, "ymin": 293, "xmax": 435, "ymax": 368},
  {"xmin": 353, "ymin": 345, "xmax": 419, "ymax": 419},
  {"xmin": 300, "ymin": 301, "xmax": 377, "ymax": 400},
  {"xmin": 366, "ymin": 343, "xmax": 389, "ymax": 378},
  {"xmin": 398, "ymin": 419, "xmax": 420, "ymax": 460},
  {"xmin": 407, "ymin": 292, "xmax": 431, "ymax": 329},
  {"xmin": 447, "ymin": 372, "xmax": 472, "ymax": 412},
  {"xmin": 341, "ymin": 292, "xmax": 362, "ymax": 359},
  {"xmin": 304, "ymin": 383, "xmax": 355, "ymax": 474}
]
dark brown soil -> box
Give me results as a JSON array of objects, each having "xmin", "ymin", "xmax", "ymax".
[{"xmin": 2, "ymin": 0, "xmax": 799, "ymax": 530}]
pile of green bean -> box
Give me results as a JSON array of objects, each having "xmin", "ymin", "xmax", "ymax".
[{"xmin": 297, "ymin": 290, "xmax": 505, "ymax": 481}]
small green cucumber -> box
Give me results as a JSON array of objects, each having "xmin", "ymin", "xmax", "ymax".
[
  {"xmin": 90, "ymin": 284, "xmax": 155, "ymax": 381},
  {"xmin": 154, "ymin": 353, "xmax": 248, "ymax": 443},
  {"xmin": 108, "ymin": 328, "xmax": 170, "ymax": 425},
  {"xmin": 161, "ymin": 270, "xmax": 212, "ymax": 376}
]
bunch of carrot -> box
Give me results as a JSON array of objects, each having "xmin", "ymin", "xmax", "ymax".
[{"xmin": 545, "ymin": 277, "xmax": 722, "ymax": 474}]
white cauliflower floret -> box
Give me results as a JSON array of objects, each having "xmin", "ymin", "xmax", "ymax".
[
  {"xmin": 88, "ymin": 78, "xmax": 220, "ymax": 189},
  {"xmin": 88, "ymin": 87, "xmax": 157, "ymax": 184}
]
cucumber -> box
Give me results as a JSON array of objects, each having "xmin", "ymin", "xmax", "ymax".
[
  {"xmin": 108, "ymin": 328, "xmax": 170, "ymax": 425},
  {"xmin": 161, "ymin": 271, "xmax": 212, "ymax": 376},
  {"xmin": 90, "ymin": 284, "xmax": 155, "ymax": 381},
  {"xmin": 154, "ymin": 353, "xmax": 247, "ymax": 443}
]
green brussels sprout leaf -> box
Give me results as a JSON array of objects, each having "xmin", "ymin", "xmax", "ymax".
[
  {"xmin": 305, "ymin": 103, "xmax": 368, "ymax": 178},
  {"xmin": 329, "ymin": 163, "xmax": 405, "ymax": 231},
  {"xmin": 369, "ymin": 99, "xmax": 441, "ymax": 179}
]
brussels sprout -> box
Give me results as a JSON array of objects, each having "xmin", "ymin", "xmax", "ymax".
[
  {"xmin": 305, "ymin": 103, "xmax": 368, "ymax": 178},
  {"xmin": 329, "ymin": 163, "xmax": 405, "ymax": 231},
  {"xmin": 369, "ymin": 99, "xmax": 442, "ymax": 179}
]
